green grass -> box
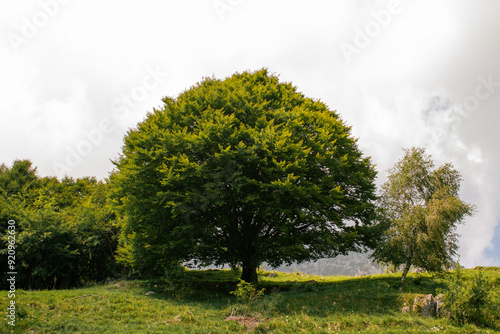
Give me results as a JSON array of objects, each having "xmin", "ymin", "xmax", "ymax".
[{"xmin": 1, "ymin": 267, "xmax": 499, "ymax": 333}]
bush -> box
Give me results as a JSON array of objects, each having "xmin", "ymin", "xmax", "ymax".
[
  {"xmin": 230, "ymin": 279, "xmax": 265, "ymax": 315},
  {"xmin": 441, "ymin": 264, "xmax": 499, "ymax": 328},
  {"xmin": 0, "ymin": 161, "xmax": 120, "ymax": 290}
]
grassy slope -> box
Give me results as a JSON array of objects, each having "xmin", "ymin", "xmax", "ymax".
[{"xmin": 1, "ymin": 267, "xmax": 499, "ymax": 333}]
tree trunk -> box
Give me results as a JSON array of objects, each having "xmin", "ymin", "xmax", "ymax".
[
  {"xmin": 400, "ymin": 261, "xmax": 411, "ymax": 292},
  {"xmin": 241, "ymin": 262, "xmax": 258, "ymax": 285}
]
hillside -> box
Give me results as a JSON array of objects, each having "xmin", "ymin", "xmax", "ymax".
[{"xmin": 1, "ymin": 267, "xmax": 499, "ymax": 333}]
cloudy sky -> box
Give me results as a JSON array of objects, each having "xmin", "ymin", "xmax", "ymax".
[{"xmin": 1, "ymin": 0, "xmax": 499, "ymax": 268}]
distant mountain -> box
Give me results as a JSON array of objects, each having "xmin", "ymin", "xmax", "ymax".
[
  {"xmin": 194, "ymin": 252, "xmax": 385, "ymax": 277},
  {"xmin": 263, "ymin": 252, "xmax": 385, "ymax": 277}
]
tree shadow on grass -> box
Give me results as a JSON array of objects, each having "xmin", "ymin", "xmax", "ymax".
[
  {"xmin": 259, "ymin": 273, "xmax": 449, "ymax": 317},
  {"xmin": 138, "ymin": 269, "xmax": 240, "ymax": 311},
  {"xmin": 139, "ymin": 270, "xmax": 450, "ymax": 317}
]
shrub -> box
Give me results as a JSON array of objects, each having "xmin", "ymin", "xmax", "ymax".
[
  {"xmin": 0, "ymin": 161, "xmax": 120, "ymax": 289},
  {"xmin": 230, "ymin": 279, "xmax": 265, "ymax": 315},
  {"xmin": 441, "ymin": 263, "xmax": 499, "ymax": 327}
]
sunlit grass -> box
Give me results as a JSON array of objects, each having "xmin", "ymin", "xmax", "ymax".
[{"xmin": 1, "ymin": 267, "xmax": 499, "ymax": 333}]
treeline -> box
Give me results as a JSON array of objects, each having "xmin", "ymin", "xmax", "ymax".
[{"xmin": 0, "ymin": 160, "xmax": 120, "ymax": 290}]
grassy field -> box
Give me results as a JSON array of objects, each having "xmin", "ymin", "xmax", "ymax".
[{"xmin": 1, "ymin": 267, "xmax": 499, "ymax": 333}]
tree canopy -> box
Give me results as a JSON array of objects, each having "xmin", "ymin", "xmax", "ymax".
[
  {"xmin": 372, "ymin": 147, "xmax": 476, "ymax": 290},
  {"xmin": 110, "ymin": 69, "xmax": 380, "ymax": 283}
]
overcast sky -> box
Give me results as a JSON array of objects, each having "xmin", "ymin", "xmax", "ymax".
[{"xmin": 1, "ymin": 0, "xmax": 499, "ymax": 268}]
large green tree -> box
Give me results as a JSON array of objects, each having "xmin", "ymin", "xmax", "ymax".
[
  {"xmin": 111, "ymin": 69, "xmax": 380, "ymax": 284},
  {"xmin": 372, "ymin": 147, "xmax": 476, "ymax": 290}
]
